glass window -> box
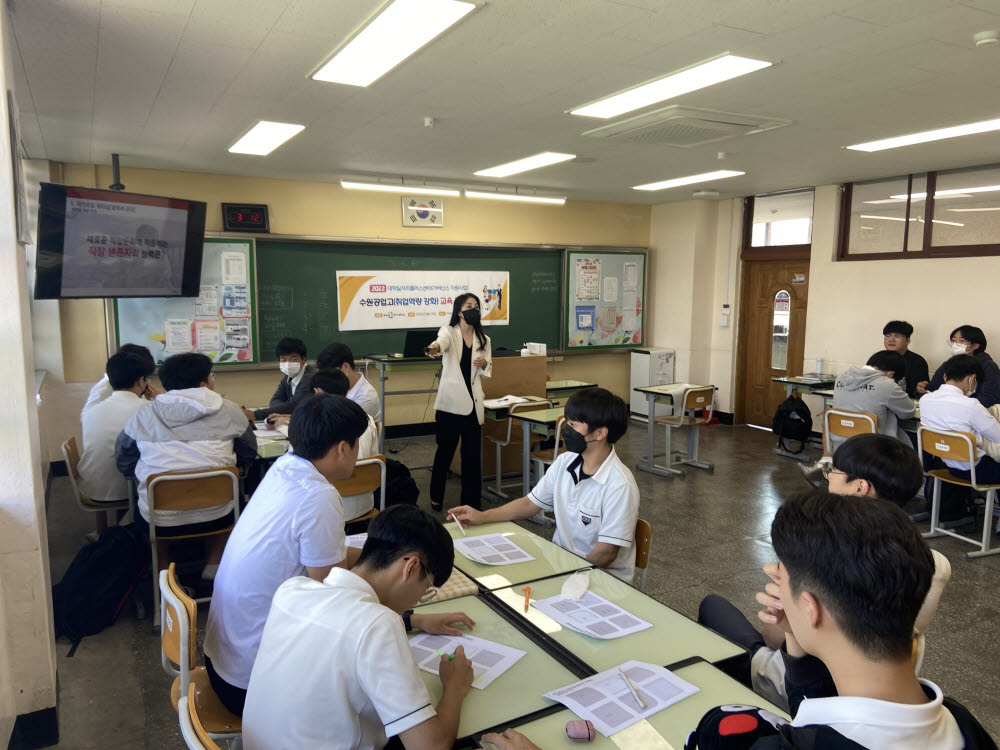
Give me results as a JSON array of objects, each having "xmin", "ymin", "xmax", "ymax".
[
  {"xmin": 751, "ymin": 190, "xmax": 814, "ymax": 247},
  {"xmin": 930, "ymin": 165, "xmax": 1000, "ymax": 247},
  {"xmin": 771, "ymin": 291, "xmax": 790, "ymax": 370},
  {"xmin": 846, "ymin": 176, "xmax": 912, "ymax": 255}
]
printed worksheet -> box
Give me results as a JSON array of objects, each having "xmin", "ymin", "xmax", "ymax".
[
  {"xmin": 409, "ymin": 633, "xmax": 526, "ymax": 690},
  {"xmin": 532, "ymin": 591, "xmax": 652, "ymax": 639},
  {"xmin": 345, "ymin": 533, "xmax": 367, "ymax": 549},
  {"xmin": 454, "ymin": 534, "xmax": 535, "ymax": 565},
  {"xmin": 543, "ymin": 661, "xmax": 699, "ymax": 737}
]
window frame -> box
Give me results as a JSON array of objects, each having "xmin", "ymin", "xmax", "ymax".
[{"xmin": 741, "ymin": 192, "xmax": 813, "ymax": 261}]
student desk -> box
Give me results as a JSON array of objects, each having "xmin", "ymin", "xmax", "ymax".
[
  {"xmin": 514, "ymin": 406, "xmax": 565, "ymax": 496},
  {"xmin": 410, "ymin": 594, "xmax": 583, "ymax": 743},
  {"xmin": 368, "ymin": 354, "xmax": 442, "ymax": 454},
  {"xmin": 483, "ymin": 396, "xmax": 551, "ymax": 504},
  {"xmin": 770, "ymin": 375, "xmax": 835, "ymax": 462},
  {"xmin": 494, "ymin": 659, "xmax": 788, "ymax": 749},
  {"xmin": 492, "ymin": 569, "xmax": 744, "ymax": 673},
  {"xmin": 633, "ymin": 383, "xmax": 715, "ymax": 479},
  {"xmin": 546, "ymin": 380, "xmax": 596, "ymax": 398},
  {"xmin": 447, "ymin": 521, "xmax": 592, "ymax": 591}
]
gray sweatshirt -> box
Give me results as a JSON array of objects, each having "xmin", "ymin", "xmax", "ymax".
[{"xmin": 831, "ymin": 366, "xmax": 916, "ymax": 447}]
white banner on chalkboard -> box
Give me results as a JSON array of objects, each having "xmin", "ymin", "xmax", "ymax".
[{"xmin": 336, "ymin": 270, "xmax": 509, "ymax": 331}]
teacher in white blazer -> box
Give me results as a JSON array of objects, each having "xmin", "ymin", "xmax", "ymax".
[{"xmin": 425, "ymin": 293, "xmax": 493, "ymax": 511}]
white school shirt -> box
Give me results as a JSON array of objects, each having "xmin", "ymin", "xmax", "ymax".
[
  {"xmin": 791, "ymin": 679, "xmax": 963, "ymax": 750},
  {"xmin": 342, "ymin": 415, "xmax": 379, "ymax": 520},
  {"xmin": 348, "ymin": 373, "xmax": 383, "ymax": 423},
  {"xmin": 242, "ymin": 570, "xmax": 435, "ymax": 750},
  {"xmin": 203, "ymin": 453, "xmax": 346, "ymax": 689},
  {"xmin": 78, "ymin": 390, "xmax": 146, "ymax": 501},
  {"xmin": 82, "ymin": 374, "xmax": 113, "ymax": 413},
  {"xmin": 528, "ymin": 448, "xmax": 639, "ymax": 581},
  {"xmin": 919, "ymin": 384, "xmax": 1000, "ymax": 469}
]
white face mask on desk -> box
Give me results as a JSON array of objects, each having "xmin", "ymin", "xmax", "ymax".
[{"xmin": 280, "ymin": 361, "xmax": 301, "ymax": 377}]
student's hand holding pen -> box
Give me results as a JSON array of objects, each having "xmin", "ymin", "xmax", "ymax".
[
  {"xmin": 449, "ymin": 505, "xmax": 485, "ymax": 526},
  {"xmin": 438, "ymin": 645, "xmax": 473, "ymax": 696}
]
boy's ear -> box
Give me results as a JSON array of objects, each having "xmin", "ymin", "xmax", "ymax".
[
  {"xmin": 592, "ymin": 425, "xmax": 609, "ymax": 442},
  {"xmin": 800, "ymin": 590, "xmax": 823, "ymax": 630}
]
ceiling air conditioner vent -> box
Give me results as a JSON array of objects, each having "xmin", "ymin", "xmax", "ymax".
[{"xmin": 581, "ymin": 105, "xmax": 790, "ymax": 148}]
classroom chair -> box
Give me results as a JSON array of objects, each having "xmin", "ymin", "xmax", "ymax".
[
  {"xmin": 918, "ymin": 426, "xmax": 1000, "ymax": 560},
  {"xmin": 179, "ymin": 690, "xmax": 224, "ymax": 750},
  {"xmin": 335, "ymin": 455, "xmax": 387, "ymax": 525},
  {"xmin": 61, "ymin": 436, "xmax": 130, "ymax": 535},
  {"xmin": 654, "ymin": 385, "xmax": 716, "ymax": 476},
  {"xmin": 823, "ymin": 409, "xmax": 877, "ymax": 455},
  {"xmin": 160, "ymin": 564, "xmax": 242, "ymax": 747},
  {"xmin": 634, "ymin": 518, "xmax": 652, "ymax": 592},
  {"xmin": 530, "ymin": 416, "xmax": 565, "ymax": 486},
  {"xmin": 148, "ymin": 466, "xmax": 241, "ymax": 629},
  {"xmin": 485, "ymin": 400, "xmax": 552, "ymax": 499}
]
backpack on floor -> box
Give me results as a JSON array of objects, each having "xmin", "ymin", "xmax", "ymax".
[
  {"xmin": 374, "ymin": 458, "xmax": 420, "ymax": 508},
  {"xmin": 52, "ymin": 523, "xmax": 149, "ymax": 645},
  {"xmin": 771, "ymin": 395, "xmax": 813, "ymax": 453}
]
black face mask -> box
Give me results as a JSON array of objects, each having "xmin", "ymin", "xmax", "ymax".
[
  {"xmin": 461, "ymin": 308, "xmax": 481, "ymax": 326},
  {"xmin": 561, "ymin": 425, "xmax": 591, "ymax": 454}
]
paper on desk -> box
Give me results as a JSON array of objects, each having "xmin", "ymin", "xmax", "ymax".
[
  {"xmin": 532, "ymin": 591, "xmax": 652, "ymax": 639},
  {"xmin": 543, "ymin": 661, "xmax": 699, "ymax": 737},
  {"xmin": 346, "ymin": 533, "xmax": 367, "ymax": 549},
  {"xmin": 253, "ymin": 428, "xmax": 285, "ymax": 439},
  {"xmin": 483, "ymin": 395, "xmax": 530, "ymax": 409},
  {"xmin": 454, "ymin": 534, "xmax": 535, "ymax": 566},
  {"xmin": 409, "ymin": 632, "xmax": 526, "ymax": 690}
]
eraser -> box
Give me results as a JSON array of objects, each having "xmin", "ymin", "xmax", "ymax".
[
  {"xmin": 391, "ymin": 352, "xmax": 404, "ymax": 358},
  {"xmin": 565, "ymin": 719, "xmax": 596, "ymax": 742}
]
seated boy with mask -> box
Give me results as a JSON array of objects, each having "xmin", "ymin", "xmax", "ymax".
[
  {"xmin": 451, "ymin": 387, "xmax": 639, "ymax": 581},
  {"xmin": 243, "ymin": 337, "xmax": 316, "ymax": 422}
]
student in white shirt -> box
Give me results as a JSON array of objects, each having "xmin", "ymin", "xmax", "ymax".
[
  {"xmin": 451, "ymin": 388, "xmax": 639, "ymax": 581},
  {"xmin": 317, "ymin": 341, "xmax": 382, "ymax": 422},
  {"xmin": 425, "ymin": 293, "xmax": 493, "ymax": 511},
  {"xmin": 241, "ymin": 337, "xmax": 317, "ymax": 422},
  {"xmin": 82, "ymin": 343, "xmax": 160, "ymax": 412},
  {"xmin": 242, "ymin": 505, "xmax": 475, "ymax": 750}
]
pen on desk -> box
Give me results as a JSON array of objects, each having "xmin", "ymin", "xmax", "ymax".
[
  {"xmin": 522, "ymin": 586, "xmax": 531, "ymax": 614},
  {"xmin": 618, "ymin": 666, "xmax": 646, "ymax": 709},
  {"xmin": 449, "ymin": 512, "xmax": 466, "ymax": 536}
]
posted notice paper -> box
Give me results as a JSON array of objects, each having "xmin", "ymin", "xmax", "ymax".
[
  {"xmin": 531, "ymin": 591, "xmax": 652, "ymax": 639},
  {"xmin": 454, "ymin": 533, "xmax": 535, "ymax": 566},
  {"xmin": 409, "ymin": 633, "xmax": 526, "ymax": 690},
  {"xmin": 543, "ymin": 661, "xmax": 699, "ymax": 737}
]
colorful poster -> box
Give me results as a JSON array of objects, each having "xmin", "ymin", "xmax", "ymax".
[
  {"xmin": 576, "ymin": 258, "xmax": 601, "ymax": 300},
  {"xmin": 336, "ymin": 270, "xmax": 509, "ymax": 331}
]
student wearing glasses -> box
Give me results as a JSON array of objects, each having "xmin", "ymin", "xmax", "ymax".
[
  {"xmin": 920, "ymin": 325, "xmax": 1000, "ymax": 408},
  {"xmin": 882, "ymin": 320, "xmax": 929, "ymax": 400}
]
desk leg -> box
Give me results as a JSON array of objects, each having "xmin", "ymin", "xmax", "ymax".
[
  {"xmin": 772, "ymin": 383, "xmax": 813, "ymax": 463},
  {"xmin": 676, "ymin": 420, "xmax": 714, "ymax": 471},
  {"xmin": 521, "ymin": 420, "xmax": 531, "ymax": 498},
  {"xmin": 637, "ymin": 393, "xmax": 681, "ymax": 478},
  {"xmin": 377, "ymin": 361, "xmax": 387, "ymax": 455}
]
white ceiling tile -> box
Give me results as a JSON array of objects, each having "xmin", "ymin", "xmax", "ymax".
[{"xmin": 101, "ymin": 0, "xmax": 196, "ymax": 15}]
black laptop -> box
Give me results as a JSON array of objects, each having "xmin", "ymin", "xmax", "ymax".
[{"xmin": 403, "ymin": 330, "xmax": 439, "ymax": 358}]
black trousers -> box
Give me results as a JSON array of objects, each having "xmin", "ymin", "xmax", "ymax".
[
  {"xmin": 431, "ymin": 409, "xmax": 482, "ymax": 509},
  {"xmin": 205, "ymin": 655, "xmax": 247, "ymax": 717}
]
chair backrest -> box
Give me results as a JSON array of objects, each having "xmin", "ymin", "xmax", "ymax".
[
  {"xmin": 681, "ymin": 386, "xmax": 714, "ymax": 413},
  {"xmin": 160, "ymin": 563, "xmax": 197, "ymax": 673},
  {"xmin": 823, "ymin": 409, "xmax": 878, "ymax": 454},
  {"xmin": 147, "ymin": 466, "xmax": 240, "ymax": 512},
  {"xmin": 332, "ymin": 455, "xmax": 387, "ymax": 510},
  {"xmin": 505, "ymin": 400, "xmax": 554, "ymax": 445},
  {"xmin": 61, "ymin": 437, "xmax": 87, "ymax": 502},
  {"xmin": 917, "ymin": 426, "xmax": 977, "ymax": 465},
  {"xmin": 180, "ymin": 690, "xmax": 222, "ymax": 750},
  {"xmin": 634, "ymin": 518, "xmax": 652, "ymax": 570}
]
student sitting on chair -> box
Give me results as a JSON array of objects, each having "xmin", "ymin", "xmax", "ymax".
[
  {"xmin": 83, "ymin": 342, "xmax": 160, "ymax": 412},
  {"xmin": 115, "ymin": 353, "xmax": 257, "ymax": 580},
  {"xmin": 242, "ymin": 505, "xmax": 475, "ymax": 750},
  {"xmin": 77, "ymin": 351, "xmax": 156, "ymax": 531},
  {"xmin": 451, "ymin": 387, "xmax": 639, "ymax": 582},
  {"xmin": 701, "ymin": 434, "xmax": 949, "ymax": 712},
  {"xmin": 883, "ymin": 320, "xmax": 929, "ymax": 400},
  {"xmin": 316, "ymin": 341, "xmax": 382, "ymax": 422},
  {"xmin": 241, "ymin": 337, "xmax": 316, "ymax": 423},
  {"xmin": 920, "ymin": 325, "xmax": 1000, "ymax": 408}
]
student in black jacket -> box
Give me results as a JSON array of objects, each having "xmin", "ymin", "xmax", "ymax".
[
  {"xmin": 242, "ymin": 337, "xmax": 317, "ymax": 422},
  {"xmin": 882, "ymin": 320, "xmax": 929, "ymax": 399},
  {"xmin": 921, "ymin": 325, "xmax": 1000, "ymax": 408}
]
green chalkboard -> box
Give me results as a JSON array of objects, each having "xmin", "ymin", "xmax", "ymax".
[{"xmin": 255, "ymin": 241, "xmax": 562, "ymax": 361}]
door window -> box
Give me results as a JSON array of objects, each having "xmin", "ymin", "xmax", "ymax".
[{"xmin": 771, "ymin": 291, "xmax": 790, "ymax": 370}]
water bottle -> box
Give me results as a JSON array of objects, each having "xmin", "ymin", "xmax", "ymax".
[{"xmin": 816, "ymin": 358, "xmax": 824, "ymax": 375}]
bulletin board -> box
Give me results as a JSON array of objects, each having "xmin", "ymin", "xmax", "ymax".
[
  {"xmin": 113, "ymin": 238, "xmax": 258, "ymax": 365},
  {"xmin": 565, "ymin": 250, "xmax": 646, "ymax": 349}
]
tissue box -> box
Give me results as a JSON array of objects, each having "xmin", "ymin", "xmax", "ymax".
[{"xmin": 526, "ymin": 342, "xmax": 547, "ymax": 357}]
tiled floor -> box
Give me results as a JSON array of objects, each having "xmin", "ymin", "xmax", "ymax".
[{"xmin": 44, "ymin": 422, "xmax": 1000, "ymax": 748}]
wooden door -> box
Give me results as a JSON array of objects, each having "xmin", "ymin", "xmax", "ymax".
[{"xmin": 737, "ymin": 259, "xmax": 810, "ymax": 427}]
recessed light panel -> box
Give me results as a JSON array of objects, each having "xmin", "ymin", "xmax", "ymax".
[
  {"xmin": 474, "ymin": 152, "xmax": 576, "ymax": 178},
  {"xmin": 464, "ymin": 190, "xmax": 565, "ymax": 205},
  {"xmin": 229, "ymin": 121, "xmax": 305, "ymax": 155},
  {"xmin": 847, "ymin": 116, "xmax": 1000, "ymax": 152},
  {"xmin": 633, "ymin": 170, "xmax": 744, "ymax": 191},
  {"xmin": 340, "ymin": 180, "xmax": 459, "ymax": 196}
]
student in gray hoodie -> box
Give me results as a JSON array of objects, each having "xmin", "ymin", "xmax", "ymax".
[{"xmin": 831, "ymin": 350, "xmax": 916, "ymax": 449}]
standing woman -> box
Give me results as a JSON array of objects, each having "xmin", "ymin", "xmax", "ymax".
[{"xmin": 425, "ymin": 293, "xmax": 493, "ymax": 511}]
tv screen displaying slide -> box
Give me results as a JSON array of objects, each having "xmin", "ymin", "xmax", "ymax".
[{"xmin": 34, "ymin": 183, "xmax": 207, "ymax": 299}]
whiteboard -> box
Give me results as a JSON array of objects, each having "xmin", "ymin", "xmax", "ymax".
[{"xmin": 113, "ymin": 238, "xmax": 258, "ymax": 365}]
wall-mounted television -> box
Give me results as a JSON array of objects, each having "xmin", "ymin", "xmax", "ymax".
[{"xmin": 34, "ymin": 183, "xmax": 207, "ymax": 299}]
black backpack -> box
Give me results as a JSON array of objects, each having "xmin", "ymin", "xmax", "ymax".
[
  {"xmin": 52, "ymin": 523, "xmax": 149, "ymax": 646},
  {"xmin": 377, "ymin": 458, "xmax": 420, "ymax": 508},
  {"xmin": 771, "ymin": 394, "xmax": 813, "ymax": 453}
]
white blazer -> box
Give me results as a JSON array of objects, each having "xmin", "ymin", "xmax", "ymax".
[{"xmin": 432, "ymin": 324, "xmax": 493, "ymax": 424}]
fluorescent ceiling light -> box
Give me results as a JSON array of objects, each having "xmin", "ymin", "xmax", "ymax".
[
  {"xmin": 571, "ymin": 54, "xmax": 772, "ymax": 119},
  {"xmin": 312, "ymin": 0, "xmax": 476, "ymax": 87},
  {"xmin": 633, "ymin": 170, "xmax": 744, "ymax": 191},
  {"xmin": 947, "ymin": 207, "xmax": 1000, "ymax": 212},
  {"xmin": 464, "ymin": 190, "xmax": 565, "ymax": 205},
  {"xmin": 341, "ymin": 180, "xmax": 459, "ymax": 196},
  {"xmin": 890, "ymin": 185, "xmax": 1000, "ymax": 200},
  {"xmin": 474, "ymin": 152, "xmax": 575, "ymax": 178},
  {"xmin": 859, "ymin": 214, "xmax": 963, "ymax": 227},
  {"xmin": 229, "ymin": 121, "xmax": 305, "ymax": 155},
  {"xmin": 847, "ymin": 116, "xmax": 1000, "ymax": 151}
]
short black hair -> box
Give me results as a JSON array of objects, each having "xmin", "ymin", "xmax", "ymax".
[
  {"xmin": 158, "ymin": 353, "xmax": 213, "ymax": 391},
  {"xmin": 942, "ymin": 354, "xmax": 984, "ymax": 383},
  {"xmin": 106, "ymin": 352, "xmax": 154, "ymax": 390},
  {"xmin": 951, "ymin": 325, "xmax": 987, "ymax": 353},
  {"xmin": 357, "ymin": 505, "xmax": 454, "ymax": 587},
  {"xmin": 117, "ymin": 343, "xmax": 156, "ymax": 368},
  {"xmin": 771, "ymin": 489, "xmax": 933, "ymax": 661},
  {"xmin": 564, "ymin": 387, "xmax": 629, "ymax": 444},
  {"xmin": 316, "ymin": 342, "xmax": 355, "ymax": 370},
  {"xmin": 832, "ymin": 433, "xmax": 923, "ymax": 506},
  {"xmin": 865, "ymin": 350, "xmax": 905, "ymax": 382},
  {"xmin": 288, "ymin": 393, "xmax": 368, "ymax": 460},
  {"xmin": 275, "ymin": 337, "xmax": 307, "ymax": 359},
  {"xmin": 311, "ymin": 368, "xmax": 350, "ymax": 396},
  {"xmin": 882, "ymin": 321, "xmax": 913, "ymax": 338}
]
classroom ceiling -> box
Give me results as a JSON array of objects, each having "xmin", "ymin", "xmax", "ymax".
[{"xmin": 9, "ymin": 0, "xmax": 1000, "ymax": 205}]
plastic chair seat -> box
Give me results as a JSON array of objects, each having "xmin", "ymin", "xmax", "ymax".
[
  {"xmin": 530, "ymin": 448, "xmax": 558, "ymax": 462},
  {"xmin": 654, "ymin": 415, "xmax": 706, "ymax": 427},
  {"xmin": 347, "ymin": 507, "xmax": 379, "ymax": 524},
  {"xmin": 79, "ymin": 497, "xmax": 130, "ymax": 512},
  {"xmin": 171, "ymin": 669, "xmax": 242, "ymax": 735},
  {"xmin": 926, "ymin": 468, "xmax": 1000, "ymax": 491}
]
